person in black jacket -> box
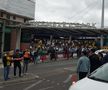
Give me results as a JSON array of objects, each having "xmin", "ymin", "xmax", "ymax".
[
  {"xmin": 102, "ymin": 52, "xmax": 108, "ymax": 65},
  {"xmin": 89, "ymin": 49, "xmax": 102, "ymax": 73},
  {"xmin": 13, "ymin": 49, "xmax": 23, "ymax": 77},
  {"xmin": 48, "ymin": 46, "xmax": 57, "ymax": 61}
]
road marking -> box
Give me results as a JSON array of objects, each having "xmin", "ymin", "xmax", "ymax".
[
  {"xmin": 64, "ymin": 67, "xmax": 73, "ymax": 71},
  {"xmin": 23, "ymin": 80, "xmax": 43, "ymax": 90},
  {"xmin": 29, "ymin": 73, "xmax": 40, "ymax": 79},
  {"xmin": 38, "ymin": 86, "xmax": 54, "ymax": 90},
  {"xmin": 63, "ymin": 74, "xmax": 72, "ymax": 83}
]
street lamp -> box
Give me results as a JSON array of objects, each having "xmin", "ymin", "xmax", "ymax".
[
  {"xmin": 101, "ymin": 0, "xmax": 104, "ymax": 28},
  {"xmin": 100, "ymin": 0, "xmax": 105, "ymax": 48}
]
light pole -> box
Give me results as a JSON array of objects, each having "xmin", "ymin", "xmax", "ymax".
[
  {"xmin": 101, "ymin": 0, "xmax": 104, "ymax": 28},
  {"xmin": 100, "ymin": 0, "xmax": 105, "ymax": 48}
]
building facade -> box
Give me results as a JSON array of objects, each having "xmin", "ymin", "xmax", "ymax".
[{"xmin": 0, "ymin": 0, "xmax": 35, "ymax": 52}]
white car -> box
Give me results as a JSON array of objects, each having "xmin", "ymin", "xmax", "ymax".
[
  {"xmin": 95, "ymin": 49, "xmax": 108, "ymax": 56},
  {"xmin": 69, "ymin": 63, "xmax": 108, "ymax": 90}
]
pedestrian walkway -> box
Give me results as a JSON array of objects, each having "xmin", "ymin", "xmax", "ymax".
[
  {"xmin": 0, "ymin": 57, "xmax": 78, "ymax": 85},
  {"xmin": 0, "ymin": 73, "xmax": 39, "ymax": 85},
  {"xmin": 0, "ymin": 57, "xmax": 39, "ymax": 85}
]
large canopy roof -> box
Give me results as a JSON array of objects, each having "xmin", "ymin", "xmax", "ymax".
[
  {"xmin": 8, "ymin": 21, "xmax": 108, "ymax": 38},
  {"xmin": 22, "ymin": 27, "xmax": 108, "ymax": 38}
]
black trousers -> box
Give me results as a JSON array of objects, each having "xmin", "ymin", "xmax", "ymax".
[
  {"xmin": 14, "ymin": 62, "xmax": 21, "ymax": 77},
  {"xmin": 50, "ymin": 53, "xmax": 56, "ymax": 61},
  {"xmin": 78, "ymin": 72, "xmax": 88, "ymax": 80}
]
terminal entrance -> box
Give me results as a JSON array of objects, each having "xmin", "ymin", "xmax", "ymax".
[{"xmin": 21, "ymin": 21, "xmax": 108, "ymax": 50}]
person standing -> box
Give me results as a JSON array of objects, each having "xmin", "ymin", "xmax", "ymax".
[
  {"xmin": 13, "ymin": 49, "xmax": 23, "ymax": 77},
  {"xmin": 39, "ymin": 48, "xmax": 47, "ymax": 63},
  {"xmin": 89, "ymin": 49, "xmax": 101, "ymax": 73},
  {"xmin": 102, "ymin": 52, "xmax": 108, "ymax": 65},
  {"xmin": 23, "ymin": 49, "xmax": 30, "ymax": 74},
  {"xmin": 48, "ymin": 46, "xmax": 57, "ymax": 61},
  {"xmin": 77, "ymin": 51, "xmax": 90, "ymax": 80},
  {"xmin": 2, "ymin": 52, "xmax": 12, "ymax": 80},
  {"xmin": 98, "ymin": 52, "xmax": 103, "ymax": 65},
  {"xmin": 63, "ymin": 45, "xmax": 69, "ymax": 60},
  {"xmin": 34, "ymin": 49, "xmax": 38, "ymax": 64}
]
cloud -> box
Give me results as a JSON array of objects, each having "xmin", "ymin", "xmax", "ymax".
[{"xmin": 35, "ymin": 0, "xmax": 108, "ymax": 27}]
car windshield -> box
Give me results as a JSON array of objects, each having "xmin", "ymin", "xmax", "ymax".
[{"xmin": 88, "ymin": 63, "xmax": 108, "ymax": 83}]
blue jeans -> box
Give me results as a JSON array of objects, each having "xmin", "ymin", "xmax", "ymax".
[{"xmin": 4, "ymin": 66, "xmax": 10, "ymax": 80}]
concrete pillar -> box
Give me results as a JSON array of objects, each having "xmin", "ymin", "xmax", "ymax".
[
  {"xmin": 50, "ymin": 35, "xmax": 53, "ymax": 44},
  {"xmin": 69, "ymin": 36, "xmax": 72, "ymax": 43},
  {"xmin": 1, "ymin": 21, "xmax": 5, "ymax": 57},
  {"xmin": 16, "ymin": 27, "xmax": 21, "ymax": 49},
  {"xmin": 10, "ymin": 29, "xmax": 17, "ymax": 50}
]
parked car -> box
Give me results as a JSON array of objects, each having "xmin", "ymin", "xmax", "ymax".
[
  {"xmin": 69, "ymin": 63, "xmax": 108, "ymax": 90},
  {"xmin": 95, "ymin": 49, "xmax": 108, "ymax": 56}
]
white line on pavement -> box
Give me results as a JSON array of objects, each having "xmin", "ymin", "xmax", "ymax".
[
  {"xmin": 63, "ymin": 67, "xmax": 73, "ymax": 71},
  {"xmin": 23, "ymin": 80, "xmax": 43, "ymax": 90},
  {"xmin": 38, "ymin": 86, "xmax": 54, "ymax": 90}
]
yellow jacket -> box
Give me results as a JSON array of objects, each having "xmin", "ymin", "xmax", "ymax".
[{"xmin": 6, "ymin": 56, "xmax": 12, "ymax": 66}]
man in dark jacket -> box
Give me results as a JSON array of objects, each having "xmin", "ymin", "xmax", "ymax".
[
  {"xmin": 102, "ymin": 52, "xmax": 108, "ymax": 64},
  {"xmin": 13, "ymin": 49, "xmax": 23, "ymax": 77},
  {"xmin": 89, "ymin": 49, "xmax": 102, "ymax": 73},
  {"xmin": 48, "ymin": 46, "xmax": 56, "ymax": 61}
]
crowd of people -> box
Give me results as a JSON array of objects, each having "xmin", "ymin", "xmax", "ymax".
[{"xmin": 2, "ymin": 39, "xmax": 99, "ymax": 81}]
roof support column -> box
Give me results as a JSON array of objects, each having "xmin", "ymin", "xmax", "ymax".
[
  {"xmin": 50, "ymin": 35, "xmax": 53, "ymax": 44},
  {"xmin": 69, "ymin": 36, "xmax": 72, "ymax": 43},
  {"xmin": 1, "ymin": 21, "xmax": 5, "ymax": 58},
  {"xmin": 16, "ymin": 26, "xmax": 21, "ymax": 49}
]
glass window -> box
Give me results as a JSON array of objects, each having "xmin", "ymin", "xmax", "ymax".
[
  {"xmin": 88, "ymin": 64, "xmax": 108, "ymax": 82},
  {"xmin": 21, "ymin": 32, "xmax": 31, "ymax": 43},
  {"xmin": 7, "ymin": 14, "xmax": 10, "ymax": 19},
  {"xmin": 13, "ymin": 16, "xmax": 16, "ymax": 20},
  {"xmin": 0, "ymin": 12, "xmax": 3, "ymax": 17}
]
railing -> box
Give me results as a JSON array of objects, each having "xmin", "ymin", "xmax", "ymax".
[{"xmin": 24, "ymin": 21, "xmax": 96, "ymax": 29}]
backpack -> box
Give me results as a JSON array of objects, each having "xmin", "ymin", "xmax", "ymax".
[{"xmin": 24, "ymin": 51, "xmax": 30, "ymax": 58}]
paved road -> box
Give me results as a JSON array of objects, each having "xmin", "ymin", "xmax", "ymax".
[{"xmin": 0, "ymin": 59, "xmax": 78, "ymax": 90}]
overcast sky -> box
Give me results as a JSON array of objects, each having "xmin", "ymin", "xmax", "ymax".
[{"xmin": 35, "ymin": 0, "xmax": 108, "ymax": 27}]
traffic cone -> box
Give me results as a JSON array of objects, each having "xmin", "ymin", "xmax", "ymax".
[{"xmin": 71, "ymin": 74, "xmax": 78, "ymax": 84}]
